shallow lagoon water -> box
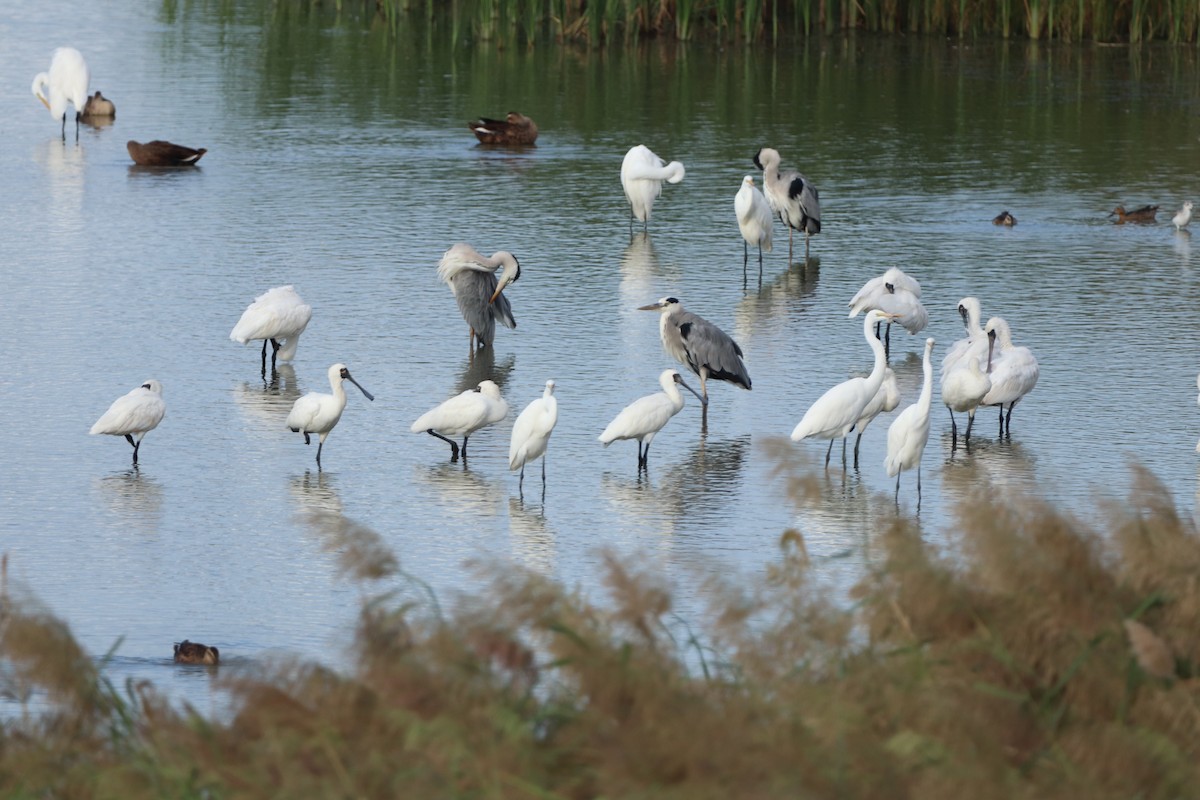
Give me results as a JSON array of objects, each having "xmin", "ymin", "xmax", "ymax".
[{"xmin": 3, "ymin": 1, "xmax": 1200, "ymax": 710}]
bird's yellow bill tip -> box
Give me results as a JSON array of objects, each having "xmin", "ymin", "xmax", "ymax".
[
  {"xmin": 488, "ymin": 287, "xmax": 503, "ymax": 304},
  {"xmin": 37, "ymin": 95, "xmax": 50, "ymax": 110},
  {"xmin": 637, "ymin": 303, "xmax": 660, "ymax": 311}
]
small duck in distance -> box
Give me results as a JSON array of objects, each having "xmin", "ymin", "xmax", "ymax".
[
  {"xmin": 468, "ymin": 111, "xmax": 538, "ymax": 145},
  {"xmin": 992, "ymin": 210, "xmax": 1016, "ymax": 226},
  {"xmin": 81, "ymin": 90, "xmax": 115, "ymax": 118},
  {"xmin": 1108, "ymin": 204, "xmax": 1158, "ymax": 224},
  {"xmin": 127, "ymin": 139, "xmax": 207, "ymax": 167},
  {"xmin": 173, "ymin": 640, "xmax": 219, "ymax": 665}
]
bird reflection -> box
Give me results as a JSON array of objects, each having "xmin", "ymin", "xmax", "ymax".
[
  {"xmin": 507, "ymin": 496, "xmax": 556, "ymax": 574},
  {"xmin": 454, "ymin": 348, "xmax": 516, "ymax": 396},
  {"xmin": 788, "ymin": 466, "xmax": 877, "ymax": 566},
  {"xmin": 289, "ymin": 469, "xmax": 344, "ymax": 515},
  {"xmin": 1174, "ymin": 229, "xmax": 1191, "ymax": 265},
  {"xmin": 655, "ymin": 435, "xmax": 751, "ymax": 519},
  {"xmin": 92, "ymin": 469, "xmax": 164, "ymax": 535},
  {"xmin": 413, "ymin": 462, "xmax": 505, "ymax": 519},
  {"xmin": 600, "ymin": 470, "xmax": 679, "ymax": 541},
  {"xmin": 232, "ymin": 364, "xmax": 303, "ymax": 430},
  {"xmin": 939, "ymin": 436, "xmax": 1039, "ymax": 506},
  {"xmin": 733, "ymin": 257, "xmax": 820, "ymax": 342}
]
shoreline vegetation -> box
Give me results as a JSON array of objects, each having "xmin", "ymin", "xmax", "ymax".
[
  {"xmin": 364, "ymin": 0, "xmax": 1200, "ymax": 44},
  {"xmin": 3, "ymin": 457, "xmax": 1200, "ymax": 796}
]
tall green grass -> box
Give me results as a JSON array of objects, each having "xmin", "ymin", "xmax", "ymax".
[{"xmin": 4, "ymin": 459, "xmax": 1200, "ymax": 796}]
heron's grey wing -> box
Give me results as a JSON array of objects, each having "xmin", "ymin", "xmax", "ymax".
[
  {"xmin": 788, "ymin": 176, "xmax": 821, "ymax": 234},
  {"xmin": 490, "ymin": 287, "xmax": 517, "ymax": 330},
  {"xmin": 678, "ymin": 314, "xmax": 752, "ymax": 390},
  {"xmin": 452, "ymin": 271, "xmax": 498, "ymax": 346}
]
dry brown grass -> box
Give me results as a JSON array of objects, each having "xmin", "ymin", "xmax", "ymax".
[{"xmin": 3, "ymin": 462, "xmax": 1200, "ymax": 798}]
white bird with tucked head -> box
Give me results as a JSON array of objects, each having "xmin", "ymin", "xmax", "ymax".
[
  {"xmin": 941, "ymin": 356, "xmax": 991, "ymax": 447},
  {"xmin": 229, "ymin": 285, "xmax": 313, "ymax": 375},
  {"xmin": 32, "ymin": 47, "xmax": 89, "ymax": 140},
  {"xmin": 90, "ymin": 380, "xmax": 166, "ymax": 466},
  {"xmin": 412, "ymin": 380, "xmax": 508, "ymax": 462},
  {"xmin": 848, "ymin": 268, "xmax": 928, "ymax": 358},
  {"xmin": 886, "ymin": 338, "xmax": 936, "ymax": 498},
  {"xmin": 981, "ymin": 317, "xmax": 1039, "ymax": 437},
  {"xmin": 735, "ymin": 175, "xmax": 773, "ymax": 275},
  {"xmin": 437, "ymin": 244, "xmax": 520, "ymax": 353},
  {"xmin": 286, "ymin": 363, "xmax": 374, "ymax": 467},
  {"xmin": 509, "ymin": 380, "xmax": 558, "ymax": 492},
  {"xmin": 599, "ymin": 369, "xmax": 703, "ymax": 470},
  {"xmin": 620, "ymin": 145, "xmax": 685, "ymax": 230}
]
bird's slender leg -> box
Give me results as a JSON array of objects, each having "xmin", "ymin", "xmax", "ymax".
[
  {"xmin": 758, "ymin": 245, "xmax": 763, "ymax": 281},
  {"xmin": 315, "ymin": 441, "xmax": 324, "ymax": 467},
  {"xmin": 998, "ymin": 406, "xmax": 1004, "ymax": 437},
  {"xmin": 125, "ymin": 434, "xmax": 136, "ymax": 449},
  {"xmin": 948, "ymin": 408, "xmax": 958, "ymax": 449},
  {"xmin": 743, "ymin": 240, "xmax": 749, "ymax": 272},
  {"xmin": 825, "ymin": 438, "xmax": 834, "ymax": 467},
  {"xmin": 788, "ymin": 227, "xmax": 795, "ymax": 262},
  {"xmin": 853, "ymin": 433, "xmax": 863, "ymax": 469},
  {"xmin": 518, "ymin": 464, "xmax": 525, "ymax": 494},
  {"xmin": 270, "ymin": 338, "xmax": 281, "ymax": 373},
  {"xmin": 124, "ymin": 434, "xmax": 139, "ymax": 465},
  {"xmin": 895, "ymin": 473, "xmax": 901, "ymax": 499},
  {"xmin": 541, "ymin": 456, "xmax": 547, "ymax": 484},
  {"xmin": 699, "ymin": 370, "xmax": 710, "ymax": 407},
  {"xmin": 303, "ymin": 432, "xmax": 311, "ymax": 445},
  {"xmin": 965, "ymin": 412, "xmax": 975, "ymax": 444},
  {"xmin": 425, "ymin": 430, "xmax": 460, "ymax": 461},
  {"xmin": 884, "ymin": 323, "xmax": 892, "ymax": 360},
  {"xmin": 60, "ymin": 113, "xmax": 66, "ymax": 141},
  {"xmin": 841, "ymin": 436, "xmax": 848, "ymax": 469},
  {"xmin": 805, "ymin": 232, "xmax": 811, "ymax": 258},
  {"xmin": 260, "ymin": 339, "xmax": 269, "ymax": 375},
  {"xmin": 1004, "ymin": 404, "xmax": 1014, "ymax": 437},
  {"xmin": 917, "ymin": 465, "xmax": 922, "ymax": 496}
]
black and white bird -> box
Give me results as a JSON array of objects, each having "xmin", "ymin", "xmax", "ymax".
[
  {"xmin": 437, "ymin": 243, "xmax": 521, "ymax": 352},
  {"xmin": 753, "ymin": 147, "xmax": 821, "ymax": 260},
  {"xmin": 638, "ymin": 297, "xmax": 751, "ymax": 410}
]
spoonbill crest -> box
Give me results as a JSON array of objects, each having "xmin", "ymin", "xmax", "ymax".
[
  {"xmin": 638, "ymin": 297, "xmax": 751, "ymax": 410},
  {"xmin": 229, "ymin": 285, "xmax": 313, "ymax": 375},
  {"xmin": 90, "ymin": 379, "xmax": 166, "ymax": 466},
  {"xmin": 412, "ymin": 380, "xmax": 509, "ymax": 462},
  {"xmin": 981, "ymin": 317, "xmax": 1039, "ymax": 437},
  {"xmin": 620, "ymin": 145, "xmax": 685, "ymax": 230},
  {"xmin": 599, "ymin": 369, "xmax": 702, "ymax": 470},
  {"xmin": 437, "ymin": 243, "xmax": 520, "ymax": 352},
  {"xmin": 286, "ymin": 364, "xmax": 374, "ymax": 467},
  {"xmin": 886, "ymin": 338, "xmax": 936, "ymax": 498},
  {"xmin": 32, "ymin": 47, "xmax": 89, "ymax": 140},
  {"xmin": 753, "ymin": 147, "xmax": 821, "ymax": 260},
  {"xmin": 735, "ymin": 175, "xmax": 773, "ymax": 275},
  {"xmin": 509, "ymin": 380, "xmax": 558, "ymax": 492}
]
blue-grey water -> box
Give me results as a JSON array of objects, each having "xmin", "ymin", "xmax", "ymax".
[{"xmin": 3, "ymin": 0, "xmax": 1200, "ymax": 713}]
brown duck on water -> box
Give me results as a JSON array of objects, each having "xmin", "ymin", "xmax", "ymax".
[
  {"xmin": 173, "ymin": 640, "xmax": 219, "ymax": 665},
  {"xmin": 992, "ymin": 210, "xmax": 1016, "ymax": 226},
  {"xmin": 1108, "ymin": 204, "xmax": 1159, "ymax": 223},
  {"xmin": 81, "ymin": 91, "xmax": 115, "ymax": 118},
  {"xmin": 127, "ymin": 140, "xmax": 207, "ymax": 166},
  {"xmin": 467, "ymin": 112, "xmax": 538, "ymax": 146}
]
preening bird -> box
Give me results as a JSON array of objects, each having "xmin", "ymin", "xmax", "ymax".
[
  {"xmin": 790, "ymin": 309, "xmax": 897, "ymax": 467},
  {"xmin": 127, "ymin": 140, "xmax": 207, "ymax": 166},
  {"xmin": 735, "ymin": 175, "xmax": 773, "ymax": 275},
  {"xmin": 173, "ymin": 640, "xmax": 219, "ymax": 665},
  {"xmin": 468, "ymin": 111, "xmax": 538, "ymax": 145},
  {"xmin": 848, "ymin": 267, "xmax": 928, "ymax": 357},
  {"xmin": 886, "ymin": 338, "xmax": 936, "ymax": 499},
  {"xmin": 1109, "ymin": 205, "xmax": 1158, "ymax": 223},
  {"xmin": 229, "ymin": 285, "xmax": 313, "ymax": 375},
  {"xmin": 286, "ymin": 364, "xmax": 374, "ymax": 467},
  {"xmin": 941, "ymin": 356, "xmax": 991, "ymax": 446},
  {"xmin": 599, "ymin": 369, "xmax": 703, "ymax": 470},
  {"xmin": 437, "ymin": 243, "xmax": 520, "ymax": 352},
  {"xmin": 638, "ymin": 297, "xmax": 751, "ymax": 409},
  {"xmin": 851, "ymin": 366, "xmax": 900, "ymax": 468},
  {"xmin": 981, "ymin": 317, "xmax": 1039, "ymax": 437},
  {"xmin": 992, "ymin": 210, "xmax": 1017, "ymax": 226},
  {"xmin": 509, "ymin": 380, "xmax": 558, "ymax": 492},
  {"xmin": 1173, "ymin": 201, "xmax": 1193, "ymax": 231},
  {"xmin": 412, "ymin": 380, "xmax": 509, "ymax": 462},
  {"xmin": 940, "ymin": 297, "xmax": 986, "ymax": 378},
  {"xmin": 620, "ymin": 145, "xmax": 685, "ymax": 230},
  {"xmin": 90, "ymin": 379, "xmax": 166, "ymax": 466},
  {"xmin": 81, "ymin": 90, "xmax": 115, "ymax": 118},
  {"xmin": 753, "ymin": 147, "xmax": 821, "ymax": 260},
  {"xmin": 32, "ymin": 47, "xmax": 90, "ymax": 140}
]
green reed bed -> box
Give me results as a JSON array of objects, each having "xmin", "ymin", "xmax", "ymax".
[{"xmin": 3, "ymin": 458, "xmax": 1200, "ymax": 798}]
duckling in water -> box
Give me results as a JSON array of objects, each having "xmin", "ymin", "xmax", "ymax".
[
  {"xmin": 1108, "ymin": 204, "xmax": 1159, "ymax": 223},
  {"xmin": 992, "ymin": 210, "xmax": 1016, "ymax": 226},
  {"xmin": 173, "ymin": 640, "xmax": 219, "ymax": 665},
  {"xmin": 468, "ymin": 111, "xmax": 538, "ymax": 146},
  {"xmin": 81, "ymin": 90, "xmax": 115, "ymax": 118},
  {"xmin": 128, "ymin": 140, "xmax": 207, "ymax": 167}
]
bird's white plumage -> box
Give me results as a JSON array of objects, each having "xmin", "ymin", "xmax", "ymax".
[
  {"xmin": 509, "ymin": 380, "xmax": 558, "ymax": 471},
  {"xmin": 32, "ymin": 47, "xmax": 89, "ymax": 125},
  {"xmin": 942, "ymin": 356, "xmax": 991, "ymax": 420},
  {"xmin": 90, "ymin": 380, "xmax": 166, "ymax": 440},
  {"xmin": 1174, "ymin": 201, "xmax": 1193, "ymax": 231},
  {"xmin": 286, "ymin": 363, "xmax": 373, "ymax": 448},
  {"xmin": 412, "ymin": 381, "xmax": 509, "ymax": 438},
  {"xmin": 599, "ymin": 370, "xmax": 696, "ymax": 448},
  {"xmin": 853, "ymin": 367, "xmax": 900, "ymax": 438},
  {"xmin": 981, "ymin": 317, "xmax": 1039, "ymax": 409},
  {"xmin": 735, "ymin": 175, "xmax": 773, "ymax": 254},
  {"xmin": 886, "ymin": 338, "xmax": 936, "ymax": 482},
  {"xmin": 848, "ymin": 268, "xmax": 928, "ymax": 336},
  {"xmin": 848, "ymin": 267, "xmax": 922, "ymax": 307},
  {"xmin": 230, "ymin": 285, "xmax": 313, "ymax": 362},
  {"xmin": 620, "ymin": 145, "xmax": 685, "ymax": 224},
  {"xmin": 941, "ymin": 297, "xmax": 986, "ymax": 378}
]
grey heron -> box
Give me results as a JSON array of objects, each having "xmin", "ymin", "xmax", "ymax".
[
  {"xmin": 437, "ymin": 243, "xmax": 520, "ymax": 352},
  {"xmin": 637, "ymin": 297, "xmax": 751, "ymax": 411},
  {"xmin": 981, "ymin": 317, "xmax": 1039, "ymax": 438},
  {"xmin": 621, "ymin": 145, "xmax": 685, "ymax": 231},
  {"xmin": 886, "ymin": 338, "xmax": 936, "ymax": 500},
  {"xmin": 598, "ymin": 370, "xmax": 703, "ymax": 470},
  {"xmin": 411, "ymin": 381, "xmax": 509, "ymax": 462},
  {"xmin": 735, "ymin": 175, "xmax": 773, "ymax": 279},
  {"xmin": 753, "ymin": 147, "xmax": 821, "ymax": 260},
  {"xmin": 286, "ymin": 364, "xmax": 375, "ymax": 467}
]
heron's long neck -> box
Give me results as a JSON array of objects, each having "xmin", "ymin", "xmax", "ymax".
[{"xmin": 917, "ymin": 348, "xmax": 934, "ymax": 412}]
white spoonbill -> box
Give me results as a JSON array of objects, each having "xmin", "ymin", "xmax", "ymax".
[
  {"xmin": 437, "ymin": 243, "xmax": 520, "ymax": 352},
  {"xmin": 599, "ymin": 369, "xmax": 703, "ymax": 470},
  {"xmin": 848, "ymin": 268, "xmax": 927, "ymax": 358},
  {"xmin": 32, "ymin": 47, "xmax": 89, "ymax": 140},
  {"xmin": 886, "ymin": 338, "xmax": 936, "ymax": 498},
  {"xmin": 981, "ymin": 317, "xmax": 1039, "ymax": 437},
  {"xmin": 1174, "ymin": 201, "xmax": 1193, "ymax": 231},
  {"xmin": 941, "ymin": 356, "xmax": 991, "ymax": 447},
  {"xmin": 851, "ymin": 366, "xmax": 900, "ymax": 468},
  {"xmin": 790, "ymin": 309, "xmax": 897, "ymax": 467},
  {"xmin": 412, "ymin": 380, "xmax": 509, "ymax": 462},
  {"xmin": 735, "ymin": 175, "xmax": 773, "ymax": 275},
  {"xmin": 940, "ymin": 297, "xmax": 986, "ymax": 378},
  {"xmin": 509, "ymin": 380, "xmax": 558, "ymax": 491},
  {"xmin": 620, "ymin": 145, "xmax": 685, "ymax": 230},
  {"xmin": 638, "ymin": 297, "xmax": 751, "ymax": 409},
  {"xmin": 752, "ymin": 147, "xmax": 820, "ymax": 260},
  {"xmin": 286, "ymin": 363, "xmax": 374, "ymax": 467},
  {"xmin": 229, "ymin": 285, "xmax": 313, "ymax": 375},
  {"xmin": 90, "ymin": 379, "xmax": 166, "ymax": 466}
]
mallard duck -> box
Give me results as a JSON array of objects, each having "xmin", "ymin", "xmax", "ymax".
[
  {"xmin": 992, "ymin": 210, "xmax": 1016, "ymax": 226},
  {"xmin": 1108, "ymin": 204, "xmax": 1158, "ymax": 223},
  {"xmin": 127, "ymin": 140, "xmax": 207, "ymax": 167},
  {"xmin": 81, "ymin": 90, "xmax": 115, "ymax": 118},
  {"xmin": 467, "ymin": 112, "xmax": 538, "ymax": 145},
  {"xmin": 173, "ymin": 640, "xmax": 219, "ymax": 665}
]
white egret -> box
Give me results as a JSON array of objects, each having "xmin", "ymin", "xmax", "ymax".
[
  {"xmin": 286, "ymin": 364, "xmax": 374, "ymax": 467},
  {"xmin": 229, "ymin": 285, "xmax": 313, "ymax": 375},
  {"xmin": 599, "ymin": 369, "xmax": 703, "ymax": 470},
  {"xmin": 509, "ymin": 380, "xmax": 558, "ymax": 492},
  {"xmin": 941, "ymin": 356, "xmax": 991, "ymax": 446},
  {"xmin": 1174, "ymin": 201, "xmax": 1193, "ymax": 231},
  {"xmin": 851, "ymin": 367, "xmax": 900, "ymax": 468},
  {"xmin": 886, "ymin": 338, "xmax": 936, "ymax": 498},
  {"xmin": 981, "ymin": 317, "xmax": 1039, "ymax": 437},
  {"xmin": 90, "ymin": 379, "xmax": 166, "ymax": 466},
  {"xmin": 32, "ymin": 47, "xmax": 89, "ymax": 140},
  {"xmin": 735, "ymin": 175, "xmax": 773, "ymax": 275},
  {"xmin": 127, "ymin": 140, "xmax": 207, "ymax": 167},
  {"xmin": 412, "ymin": 380, "xmax": 509, "ymax": 462},
  {"xmin": 752, "ymin": 147, "xmax": 820, "ymax": 260},
  {"xmin": 790, "ymin": 309, "xmax": 897, "ymax": 467},
  {"xmin": 437, "ymin": 243, "xmax": 520, "ymax": 352},
  {"xmin": 620, "ymin": 145, "xmax": 685, "ymax": 230},
  {"xmin": 940, "ymin": 297, "xmax": 986, "ymax": 378},
  {"xmin": 848, "ymin": 268, "xmax": 927, "ymax": 358},
  {"xmin": 638, "ymin": 297, "xmax": 751, "ymax": 409}
]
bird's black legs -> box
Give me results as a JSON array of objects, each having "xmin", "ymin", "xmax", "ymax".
[
  {"xmin": 965, "ymin": 412, "xmax": 976, "ymax": 444},
  {"xmin": 270, "ymin": 338, "xmax": 281, "ymax": 372},
  {"xmin": 541, "ymin": 456, "xmax": 547, "ymax": 484},
  {"xmin": 518, "ymin": 464, "xmax": 525, "ymax": 494},
  {"xmin": 316, "ymin": 441, "xmax": 324, "ymax": 467},
  {"xmin": 841, "ymin": 436, "xmax": 848, "ymax": 467},
  {"xmin": 948, "ymin": 407, "xmax": 958, "ymax": 449},
  {"xmin": 303, "ymin": 432, "xmax": 311, "ymax": 445},
  {"xmin": 124, "ymin": 434, "xmax": 140, "ymax": 465},
  {"xmin": 260, "ymin": 339, "xmax": 269, "ymax": 375},
  {"xmin": 998, "ymin": 406, "xmax": 1004, "ymax": 437},
  {"xmin": 637, "ymin": 441, "xmax": 651, "ymax": 470},
  {"xmin": 884, "ymin": 323, "xmax": 892, "ymax": 360},
  {"xmin": 894, "ymin": 473, "xmax": 901, "ymax": 500},
  {"xmin": 461, "ymin": 436, "xmax": 470, "ymax": 460},
  {"xmin": 824, "ymin": 438, "xmax": 834, "ymax": 467},
  {"xmin": 853, "ymin": 432, "xmax": 864, "ymax": 469},
  {"xmin": 758, "ymin": 245, "xmax": 763, "ymax": 281},
  {"xmin": 1003, "ymin": 403, "xmax": 1014, "ymax": 437},
  {"xmin": 425, "ymin": 429, "xmax": 460, "ymax": 461},
  {"xmin": 787, "ymin": 227, "xmax": 795, "ymax": 262}
]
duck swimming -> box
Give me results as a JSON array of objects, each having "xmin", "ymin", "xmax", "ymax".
[
  {"xmin": 127, "ymin": 139, "xmax": 207, "ymax": 166},
  {"xmin": 992, "ymin": 210, "xmax": 1016, "ymax": 226},
  {"xmin": 1108, "ymin": 204, "xmax": 1158, "ymax": 223},
  {"xmin": 173, "ymin": 640, "xmax": 219, "ymax": 665},
  {"xmin": 468, "ymin": 111, "xmax": 538, "ymax": 145}
]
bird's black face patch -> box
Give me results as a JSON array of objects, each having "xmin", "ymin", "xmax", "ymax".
[
  {"xmin": 664, "ymin": 297, "xmax": 680, "ymax": 306},
  {"xmin": 340, "ymin": 368, "xmax": 350, "ymax": 379},
  {"xmin": 752, "ymin": 150, "xmax": 764, "ymax": 170},
  {"xmin": 511, "ymin": 259, "xmax": 521, "ymax": 283},
  {"xmin": 885, "ymin": 283, "xmax": 895, "ymax": 293},
  {"xmin": 142, "ymin": 383, "xmax": 152, "ymax": 390}
]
